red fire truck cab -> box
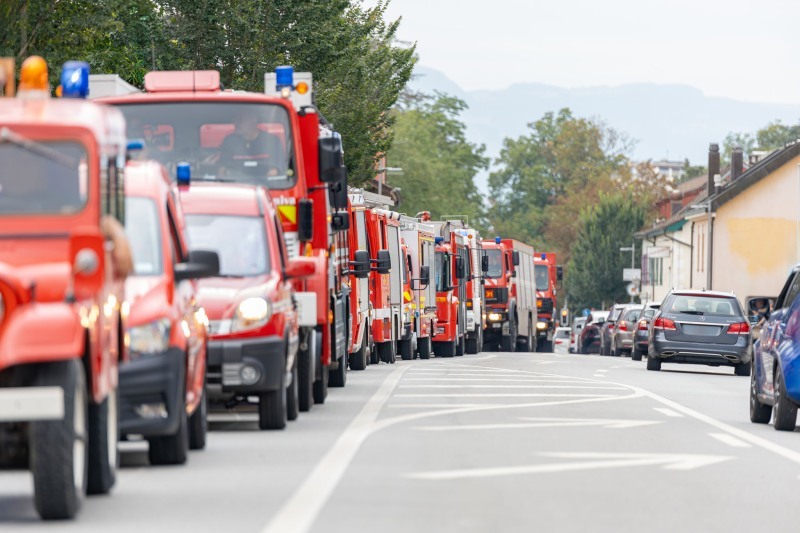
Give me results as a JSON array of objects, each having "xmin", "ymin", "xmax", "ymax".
[
  {"xmin": 431, "ymin": 223, "xmax": 469, "ymax": 357},
  {"xmin": 534, "ymin": 252, "xmax": 563, "ymax": 352},
  {"xmin": 401, "ymin": 214, "xmax": 437, "ymax": 359}
]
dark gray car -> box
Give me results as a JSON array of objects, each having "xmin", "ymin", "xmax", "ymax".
[{"xmin": 647, "ymin": 290, "xmax": 751, "ymax": 375}]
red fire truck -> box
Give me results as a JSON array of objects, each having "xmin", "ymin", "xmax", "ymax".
[
  {"xmin": 431, "ymin": 222, "xmax": 469, "ymax": 357},
  {"xmin": 534, "ymin": 252, "xmax": 563, "ymax": 352},
  {"xmin": 345, "ymin": 194, "xmax": 371, "ymax": 371},
  {"xmin": 445, "ymin": 218, "xmax": 485, "ymax": 354},
  {"xmin": 400, "ymin": 215, "xmax": 437, "ymax": 359},
  {"xmin": 482, "ymin": 238, "xmax": 538, "ymax": 352},
  {"xmin": 94, "ymin": 66, "xmax": 351, "ymax": 410},
  {"xmin": 0, "ymin": 58, "xmax": 130, "ymax": 519}
]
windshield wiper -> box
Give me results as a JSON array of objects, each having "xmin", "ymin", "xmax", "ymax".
[{"xmin": 0, "ymin": 127, "xmax": 78, "ymax": 168}]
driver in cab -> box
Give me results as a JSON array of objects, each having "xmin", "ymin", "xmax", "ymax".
[{"xmin": 221, "ymin": 112, "xmax": 286, "ymax": 179}]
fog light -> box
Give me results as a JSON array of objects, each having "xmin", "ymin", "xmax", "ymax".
[
  {"xmin": 488, "ymin": 312, "xmax": 502, "ymax": 322},
  {"xmin": 240, "ymin": 365, "xmax": 261, "ymax": 385},
  {"xmin": 135, "ymin": 402, "xmax": 167, "ymax": 420},
  {"xmin": 537, "ymin": 321, "xmax": 548, "ymax": 330}
]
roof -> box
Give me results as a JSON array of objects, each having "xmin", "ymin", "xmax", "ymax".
[
  {"xmin": 178, "ymin": 182, "xmax": 267, "ymax": 217},
  {"xmin": 668, "ymin": 289, "xmax": 736, "ymax": 298}
]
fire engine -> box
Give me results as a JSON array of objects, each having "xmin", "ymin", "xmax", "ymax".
[
  {"xmin": 431, "ymin": 222, "xmax": 469, "ymax": 357},
  {"xmin": 482, "ymin": 238, "xmax": 538, "ymax": 352},
  {"xmin": 534, "ymin": 252, "xmax": 563, "ymax": 352},
  {"xmin": 93, "ymin": 66, "xmax": 351, "ymax": 411},
  {"xmin": 400, "ymin": 214, "xmax": 437, "ymax": 359}
]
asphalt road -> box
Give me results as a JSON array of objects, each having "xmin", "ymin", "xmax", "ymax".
[{"xmin": 2, "ymin": 351, "xmax": 800, "ymax": 532}]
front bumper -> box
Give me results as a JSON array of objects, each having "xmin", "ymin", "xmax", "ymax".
[
  {"xmin": 119, "ymin": 347, "xmax": 186, "ymax": 437},
  {"xmin": 651, "ymin": 333, "xmax": 751, "ymax": 366},
  {"xmin": 207, "ymin": 335, "xmax": 286, "ymax": 395}
]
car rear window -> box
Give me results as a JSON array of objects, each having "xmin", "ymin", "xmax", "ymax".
[
  {"xmin": 663, "ymin": 295, "xmax": 739, "ymax": 317},
  {"xmin": 554, "ymin": 330, "xmax": 570, "ymax": 339},
  {"xmin": 623, "ymin": 309, "xmax": 642, "ymax": 321}
]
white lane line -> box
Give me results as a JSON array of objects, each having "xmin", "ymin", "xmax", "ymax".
[
  {"xmin": 395, "ymin": 393, "xmax": 622, "ymax": 398},
  {"xmin": 415, "ymin": 418, "xmax": 662, "ymax": 431},
  {"xmin": 398, "ymin": 384, "xmax": 627, "ymax": 390},
  {"xmin": 261, "ymin": 365, "xmax": 409, "ymax": 533},
  {"xmin": 709, "ymin": 432, "xmax": 752, "ymax": 448},
  {"xmin": 388, "ymin": 403, "xmax": 488, "ymax": 409},
  {"xmin": 653, "ymin": 407, "xmax": 683, "ymax": 418},
  {"xmin": 596, "ymin": 369, "xmax": 608, "ymax": 373},
  {"xmin": 593, "ymin": 374, "xmax": 605, "ymax": 378},
  {"xmin": 403, "ymin": 377, "xmax": 588, "ymax": 383}
]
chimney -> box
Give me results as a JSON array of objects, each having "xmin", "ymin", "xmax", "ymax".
[
  {"xmin": 731, "ymin": 146, "xmax": 743, "ymax": 181},
  {"xmin": 708, "ymin": 143, "xmax": 720, "ymax": 196}
]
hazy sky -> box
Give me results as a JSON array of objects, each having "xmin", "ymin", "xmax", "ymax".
[{"xmin": 369, "ymin": 0, "xmax": 800, "ymax": 104}]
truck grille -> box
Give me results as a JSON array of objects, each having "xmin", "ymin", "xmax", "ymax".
[{"xmin": 484, "ymin": 287, "xmax": 508, "ymax": 304}]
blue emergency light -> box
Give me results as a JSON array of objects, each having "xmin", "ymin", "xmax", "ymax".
[
  {"xmin": 126, "ymin": 139, "xmax": 145, "ymax": 152},
  {"xmin": 176, "ymin": 162, "xmax": 191, "ymax": 185},
  {"xmin": 495, "ymin": 237, "xmax": 501, "ymax": 244},
  {"xmin": 435, "ymin": 236, "xmax": 444, "ymax": 245},
  {"xmin": 275, "ymin": 66, "xmax": 294, "ymax": 90},
  {"xmin": 541, "ymin": 253, "xmax": 546, "ymax": 260},
  {"xmin": 60, "ymin": 61, "xmax": 90, "ymax": 99}
]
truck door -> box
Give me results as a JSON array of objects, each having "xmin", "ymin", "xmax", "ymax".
[
  {"xmin": 387, "ymin": 225, "xmax": 403, "ymax": 338},
  {"xmin": 458, "ymin": 245, "xmax": 468, "ymax": 336},
  {"xmin": 355, "ymin": 210, "xmax": 369, "ymax": 318}
]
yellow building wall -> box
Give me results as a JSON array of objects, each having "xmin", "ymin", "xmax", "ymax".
[{"xmin": 713, "ymin": 154, "xmax": 800, "ymax": 303}]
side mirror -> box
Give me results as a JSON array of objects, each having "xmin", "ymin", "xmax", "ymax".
[
  {"xmin": 349, "ymin": 250, "xmax": 370, "ymax": 279},
  {"xmin": 285, "ymin": 257, "xmax": 316, "ymax": 279},
  {"xmin": 556, "ymin": 265, "xmax": 563, "ymax": 281},
  {"xmin": 175, "ymin": 250, "xmax": 220, "ymax": 283},
  {"xmin": 298, "ymin": 198, "xmax": 313, "ymax": 242},
  {"xmin": 748, "ymin": 315, "xmax": 760, "ymax": 326},
  {"xmin": 420, "ymin": 265, "xmax": 430, "ymax": 285},
  {"xmin": 331, "ymin": 211, "xmax": 350, "ymax": 232},
  {"xmin": 481, "ymin": 255, "xmax": 489, "ymax": 273},
  {"xmin": 455, "ymin": 256, "xmax": 466, "ymax": 280},
  {"xmin": 331, "ymin": 174, "xmax": 348, "ymax": 211},
  {"xmin": 319, "ymin": 136, "xmax": 346, "ymax": 184},
  {"xmin": 70, "ymin": 231, "xmax": 106, "ymax": 300},
  {"xmin": 512, "ymin": 250, "xmax": 520, "ymax": 266},
  {"xmin": 372, "ymin": 249, "xmax": 391, "ymax": 274}
]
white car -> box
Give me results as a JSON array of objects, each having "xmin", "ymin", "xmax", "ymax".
[
  {"xmin": 553, "ymin": 327, "xmax": 571, "ymax": 354},
  {"xmin": 569, "ymin": 317, "xmax": 587, "ymax": 353}
]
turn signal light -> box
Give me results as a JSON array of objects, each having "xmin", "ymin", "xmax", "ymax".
[
  {"xmin": 296, "ymin": 81, "xmax": 309, "ymax": 94},
  {"xmin": 727, "ymin": 322, "xmax": 750, "ymax": 334},
  {"xmin": 19, "ymin": 56, "xmax": 49, "ymax": 91},
  {"xmin": 653, "ymin": 317, "xmax": 676, "ymax": 331}
]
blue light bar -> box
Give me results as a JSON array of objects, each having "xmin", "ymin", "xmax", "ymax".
[
  {"xmin": 495, "ymin": 237, "xmax": 501, "ymax": 244},
  {"xmin": 126, "ymin": 139, "xmax": 145, "ymax": 152},
  {"xmin": 176, "ymin": 162, "xmax": 191, "ymax": 185},
  {"xmin": 60, "ymin": 61, "xmax": 90, "ymax": 99},
  {"xmin": 275, "ymin": 66, "xmax": 294, "ymax": 90},
  {"xmin": 435, "ymin": 236, "xmax": 444, "ymax": 245},
  {"xmin": 541, "ymin": 253, "xmax": 546, "ymax": 260}
]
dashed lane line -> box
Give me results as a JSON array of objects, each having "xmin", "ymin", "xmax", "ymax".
[
  {"xmin": 709, "ymin": 432, "xmax": 752, "ymax": 448},
  {"xmin": 654, "ymin": 407, "xmax": 683, "ymax": 418}
]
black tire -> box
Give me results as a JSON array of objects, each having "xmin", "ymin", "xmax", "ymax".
[
  {"xmin": 188, "ymin": 385, "xmax": 207, "ymax": 451},
  {"xmin": 328, "ymin": 355, "xmax": 347, "ymax": 387},
  {"xmin": 455, "ymin": 335, "xmax": 465, "ymax": 356},
  {"xmin": 259, "ymin": 365, "xmax": 287, "ymax": 430},
  {"xmin": 399, "ymin": 339, "xmax": 413, "ymax": 360},
  {"xmin": 30, "ymin": 360, "xmax": 87, "ymax": 520},
  {"xmin": 369, "ymin": 342, "xmax": 380, "ymax": 365},
  {"xmin": 418, "ymin": 336, "xmax": 432, "ymax": 359},
  {"xmin": 313, "ymin": 364, "xmax": 328, "ymax": 405},
  {"xmin": 773, "ymin": 366, "xmax": 797, "ymax": 431},
  {"xmin": 377, "ymin": 340, "xmax": 395, "ymax": 364},
  {"xmin": 631, "ymin": 347, "xmax": 643, "ymax": 361},
  {"xmin": 465, "ymin": 336, "xmax": 479, "ymax": 354},
  {"xmin": 433, "ymin": 339, "xmax": 455, "ymax": 358},
  {"xmin": 750, "ymin": 366, "xmax": 771, "ymax": 424},
  {"xmin": 287, "ymin": 358, "xmax": 299, "ymax": 421},
  {"xmin": 148, "ymin": 399, "xmax": 188, "ymax": 465},
  {"xmin": 87, "ymin": 384, "xmax": 118, "ymax": 493},
  {"xmin": 348, "ymin": 338, "xmax": 368, "ymax": 371},
  {"xmin": 500, "ymin": 334, "xmax": 514, "ymax": 352},
  {"xmin": 298, "ymin": 345, "xmax": 314, "ymax": 412},
  {"xmin": 734, "ymin": 361, "xmax": 751, "ymax": 376},
  {"xmin": 646, "ymin": 355, "xmax": 662, "ymax": 371}
]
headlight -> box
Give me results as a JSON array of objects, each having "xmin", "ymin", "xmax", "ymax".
[
  {"xmin": 537, "ymin": 321, "xmax": 548, "ymax": 330},
  {"xmin": 129, "ymin": 318, "xmax": 171, "ymax": 356},
  {"xmin": 487, "ymin": 312, "xmax": 503, "ymax": 322},
  {"xmin": 232, "ymin": 297, "xmax": 272, "ymax": 332}
]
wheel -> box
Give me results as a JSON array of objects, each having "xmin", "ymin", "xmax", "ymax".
[
  {"xmin": 188, "ymin": 385, "xmax": 207, "ymax": 450},
  {"xmin": 750, "ymin": 366, "xmax": 771, "ymax": 424},
  {"xmin": 30, "ymin": 360, "xmax": 87, "ymax": 520},
  {"xmin": 399, "ymin": 339, "xmax": 413, "ymax": 360},
  {"xmin": 298, "ymin": 344, "xmax": 314, "ymax": 412},
  {"xmin": 773, "ymin": 366, "xmax": 797, "ymax": 431},
  {"xmin": 313, "ymin": 364, "xmax": 329, "ymax": 405},
  {"xmin": 259, "ymin": 364, "xmax": 287, "ymax": 430},
  {"xmin": 348, "ymin": 338, "xmax": 368, "ymax": 371},
  {"xmin": 286, "ymin": 358, "xmax": 299, "ymax": 421},
  {"xmin": 377, "ymin": 340, "xmax": 396, "ymax": 364},
  {"xmin": 328, "ymin": 355, "xmax": 347, "ymax": 387},
  {"xmin": 433, "ymin": 339, "xmax": 455, "ymax": 358},
  {"xmin": 418, "ymin": 336, "xmax": 431, "ymax": 359},
  {"xmin": 500, "ymin": 334, "xmax": 514, "ymax": 352},
  {"xmin": 87, "ymin": 383, "xmax": 118, "ymax": 493},
  {"xmin": 465, "ymin": 335, "xmax": 479, "ymax": 354},
  {"xmin": 369, "ymin": 341, "xmax": 380, "ymax": 365},
  {"xmin": 515, "ymin": 327, "xmax": 532, "ymax": 353},
  {"xmin": 148, "ymin": 398, "xmax": 188, "ymax": 465},
  {"xmin": 455, "ymin": 335, "xmax": 465, "ymax": 356},
  {"xmin": 631, "ymin": 347, "xmax": 643, "ymax": 361},
  {"xmin": 646, "ymin": 355, "xmax": 662, "ymax": 371},
  {"xmin": 734, "ymin": 361, "xmax": 751, "ymax": 376}
]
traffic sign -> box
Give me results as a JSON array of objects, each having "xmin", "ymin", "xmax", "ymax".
[
  {"xmin": 623, "ymin": 268, "xmax": 641, "ymax": 281},
  {"xmin": 626, "ymin": 283, "xmax": 640, "ymax": 297}
]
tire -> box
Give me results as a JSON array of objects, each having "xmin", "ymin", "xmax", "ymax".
[
  {"xmin": 399, "ymin": 339, "xmax": 413, "ymax": 360},
  {"xmin": 328, "ymin": 355, "xmax": 347, "ymax": 387},
  {"xmin": 298, "ymin": 345, "xmax": 314, "ymax": 412},
  {"xmin": 611, "ymin": 343, "xmax": 619, "ymax": 357},
  {"xmin": 646, "ymin": 355, "xmax": 662, "ymax": 371},
  {"xmin": 433, "ymin": 339, "xmax": 455, "ymax": 358},
  {"xmin": 734, "ymin": 361, "xmax": 751, "ymax": 376},
  {"xmin": 377, "ymin": 340, "xmax": 395, "ymax": 364},
  {"xmin": 418, "ymin": 336, "xmax": 431, "ymax": 360},
  {"xmin": 286, "ymin": 359, "xmax": 299, "ymax": 421},
  {"xmin": 369, "ymin": 342, "xmax": 380, "ymax": 365},
  {"xmin": 348, "ymin": 338, "xmax": 368, "ymax": 371},
  {"xmin": 87, "ymin": 384, "xmax": 118, "ymax": 493},
  {"xmin": 465, "ymin": 336, "xmax": 479, "ymax": 354},
  {"xmin": 631, "ymin": 347, "xmax": 643, "ymax": 362},
  {"xmin": 773, "ymin": 366, "xmax": 797, "ymax": 431},
  {"xmin": 455, "ymin": 335, "xmax": 465, "ymax": 356},
  {"xmin": 30, "ymin": 360, "xmax": 87, "ymax": 520},
  {"xmin": 148, "ymin": 398, "xmax": 188, "ymax": 465},
  {"xmin": 500, "ymin": 334, "xmax": 514, "ymax": 352},
  {"xmin": 750, "ymin": 366, "xmax": 771, "ymax": 424},
  {"xmin": 188, "ymin": 385, "xmax": 207, "ymax": 451},
  {"xmin": 259, "ymin": 365, "xmax": 287, "ymax": 430},
  {"xmin": 313, "ymin": 364, "xmax": 329, "ymax": 405}
]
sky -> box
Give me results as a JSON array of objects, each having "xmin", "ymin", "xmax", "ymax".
[{"xmin": 366, "ymin": 0, "xmax": 800, "ymax": 104}]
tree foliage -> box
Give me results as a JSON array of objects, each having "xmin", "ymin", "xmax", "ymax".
[
  {"xmin": 0, "ymin": 0, "xmax": 415, "ymax": 186},
  {"xmin": 386, "ymin": 91, "xmax": 488, "ymax": 229},
  {"xmin": 722, "ymin": 119, "xmax": 800, "ymax": 165}
]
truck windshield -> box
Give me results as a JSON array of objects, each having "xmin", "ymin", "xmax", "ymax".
[
  {"xmin": 0, "ymin": 141, "xmax": 87, "ymax": 215},
  {"xmin": 435, "ymin": 251, "xmax": 449, "ymax": 292},
  {"xmin": 185, "ymin": 215, "xmax": 270, "ymax": 277},
  {"xmin": 125, "ymin": 197, "xmax": 163, "ymax": 275},
  {"xmin": 117, "ymin": 102, "xmax": 296, "ymax": 190},
  {"xmin": 535, "ymin": 264, "xmax": 550, "ymax": 291},
  {"xmin": 485, "ymin": 249, "xmax": 503, "ymax": 278}
]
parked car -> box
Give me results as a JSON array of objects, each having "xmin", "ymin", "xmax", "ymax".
[
  {"xmin": 631, "ymin": 301, "xmax": 661, "ymax": 361},
  {"xmin": 750, "ymin": 267, "xmax": 800, "ymax": 430},
  {"xmin": 122, "ymin": 161, "xmax": 219, "ymax": 465},
  {"xmin": 609, "ymin": 305, "xmax": 643, "ymax": 357},
  {"xmin": 553, "ymin": 327, "xmax": 571, "ymax": 354},
  {"xmin": 646, "ymin": 289, "xmax": 751, "ymax": 374},
  {"xmin": 599, "ymin": 304, "xmax": 627, "ymax": 356},
  {"xmin": 180, "ymin": 182, "xmax": 315, "ymax": 430},
  {"xmin": 569, "ymin": 317, "xmax": 587, "ymax": 353},
  {"xmin": 579, "ymin": 311, "xmax": 609, "ymax": 354}
]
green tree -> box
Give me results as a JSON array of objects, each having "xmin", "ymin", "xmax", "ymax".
[
  {"xmin": 567, "ymin": 194, "xmax": 648, "ymax": 310},
  {"xmin": 756, "ymin": 120, "xmax": 800, "ymax": 150},
  {"xmin": 386, "ymin": 92, "xmax": 488, "ymax": 229},
  {"xmin": 682, "ymin": 158, "xmax": 706, "ymax": 181}
]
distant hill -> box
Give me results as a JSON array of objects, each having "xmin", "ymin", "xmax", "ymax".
[{"xmin": 408, "ymin": 66, "xmax": 800, "ymax": 191}]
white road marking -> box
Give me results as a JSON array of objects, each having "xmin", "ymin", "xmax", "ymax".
[
  {"xmin": 394, "ymin": 393, "xmax": 622, "ymax": 398},
  {"xmin": 709, "ymin": 432, "xmax": 752, "ymax": 448},
  {"xmin": 596, "ymin": 369, "xmax": 608, "ymax": 372},
  {"xmin": 388, "ymin": 403, "xmax": 488, "ymax": 409},
  {"xmin": 415, "ymin": 417, "xmax": 662, "ymax": 431},
  {"xmin": 406, "ymin": 452, "xmax": 732, "ymax": 480},
  {"xmin": 208, "ymin": 412, "xmax": 258, "ymax": 422},
  {"xmin": 261, "ymin": 365, "xmax": 409, "ymax": 533},
  {"xmin": 654, "ymin": 407, "xmax": 683, "ymax": 418},
  {"xmin": 593, "ymin": 374, "xmax": 605, "ymax": 378},
  {"xmin": 398, "ymin": 384, "xmax": 627, "ymax": 390},
  {"xmin": 403, "ymin": 377, "xmax": 590, "ymax": 383}
]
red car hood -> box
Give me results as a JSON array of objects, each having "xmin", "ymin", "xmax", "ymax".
[{"xmin": 196, "ymin": 275, "xmax": 277, "ymax": 321}]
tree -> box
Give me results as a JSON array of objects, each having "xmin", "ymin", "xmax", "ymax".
[
  {"xmin": 756, "ymin": 120, "xmax": 800, "ymax": 150},
  {"xmin": 567, "ymin": 194, "xmax": 648, "ymax": 310},
  {"xmin": 682, "ymin": 158, "xmax": 706, "ymax": 181},
  {"xmin": 386, "ymin": 91, "xmax": 488, "ymax": 229}
]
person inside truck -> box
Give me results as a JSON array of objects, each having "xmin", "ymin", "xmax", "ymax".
[{"xmin": 221, "ymin": 111, "xmax": 286, "ymax": 180}]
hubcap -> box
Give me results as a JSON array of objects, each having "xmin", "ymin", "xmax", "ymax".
[{"xmin": 73, "ymin": 382, "xmax": 87, "ymax": 491}]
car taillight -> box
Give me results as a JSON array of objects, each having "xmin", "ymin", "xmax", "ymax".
[
  {"xmin": 618, "ymin": 322, "xmax": 628, "ymax": 332},
  {"xmin": 637, "ymin": 320, "xmax": 648, "ymax": 331},
  {"xmin": 608, "ymin": 323, "xmax": 615, "ymax": 330},
  {"xmin": 728, "ymin": 322, "xmax": 750, "ymax": 334},
  {"xmin": 570, "ymin": 334, "xmax": 575, "ymax": 342},
  {"xmin": 653, "ymin": 317, "xmax": 676, "ymax": 330}
]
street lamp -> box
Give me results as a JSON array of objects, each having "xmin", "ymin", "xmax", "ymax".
[
  {"xmin": 376, "ymin": 166, "xmax": 403, "ymax": 195},
  {"xmin": 620, "ymin": 242, "xmax": 635, "ymax": 303}
]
